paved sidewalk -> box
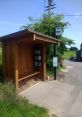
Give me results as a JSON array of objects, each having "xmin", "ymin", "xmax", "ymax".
[{"xmin": 20, "ymin": 60, "xmax": 82, "ymax": 117}]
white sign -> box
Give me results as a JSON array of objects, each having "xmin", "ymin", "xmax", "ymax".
[
  {"xmin": 53, "ymin": 57, "xmax": 58, "ymax": 67},
  {"xmin": 55, "ymin": 27, "xmax": 62, "ymax": 36}
]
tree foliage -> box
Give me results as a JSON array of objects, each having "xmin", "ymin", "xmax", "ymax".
[
  {"xmin": 22, "ymin": 14, "xmax": 75, "ymax": 68},
  {"xmin": 22, "ymin": 14, "xmax": 69, "ymax": 36},
  {"xmin": 58, "ymin": 36, "xmax": 75, "ymax": 54}
]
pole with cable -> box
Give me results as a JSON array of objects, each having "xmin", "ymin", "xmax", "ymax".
[{"xmin": 44, "ymin": 0, "xmax": 55, "ymax": 16}]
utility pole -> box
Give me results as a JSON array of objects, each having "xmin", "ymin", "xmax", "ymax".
[
  {"xmin": 44, "ymin": 0, "xmax": 56, "ymax": 16},
  {"xmin": 53, "ymin": 28, "xmax": 57, "ymax": 80}
]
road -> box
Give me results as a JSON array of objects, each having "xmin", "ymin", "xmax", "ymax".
[{"xmin": 20, "ymin": 60, "xmax": 82, "ymax": 117}]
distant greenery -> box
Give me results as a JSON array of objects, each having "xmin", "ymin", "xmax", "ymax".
[
  {"xmin": 64, "ymin": 50, "xmax": 76, "ymax": 60},
  {"xmin": 0, "ymin": 83, "xmax": 52, "ymax": 117}
]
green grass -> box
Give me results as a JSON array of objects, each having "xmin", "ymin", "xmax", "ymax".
[
  {"xmin": 64, "ymin": 50, "xmax": 76, "ymax": 60},
  {"xmin": 0, "ymin": 83, "xmax": 52, "ymax": 117}
]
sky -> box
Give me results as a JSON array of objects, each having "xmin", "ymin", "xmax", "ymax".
[{"xmin": 0, "ymin": 0, "xmax": 82, "ymax": 48}]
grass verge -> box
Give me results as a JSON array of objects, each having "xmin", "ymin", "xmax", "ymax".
[{"xmin": 0, "ymin": 83, "xmax": 51, "ymax": 117}]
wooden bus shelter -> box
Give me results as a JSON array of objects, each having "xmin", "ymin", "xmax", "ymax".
[{"xmin": 0, "ymin": 29, "xmax": 59, "ymax": 89}]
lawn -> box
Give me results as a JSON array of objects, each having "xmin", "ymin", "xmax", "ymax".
[{"xmin": 64, "ymin": 50, "xmax": 76, "ymax": 60}]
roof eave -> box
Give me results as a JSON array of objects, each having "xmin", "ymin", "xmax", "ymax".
[{"xmin": 0, "ymin": 29, "xmax": 60, "ymax": 43}]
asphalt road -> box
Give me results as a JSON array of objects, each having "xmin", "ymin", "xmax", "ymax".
[{"xmin": 20, "ymin": 60, "xmax": 82, "ymax": 117}]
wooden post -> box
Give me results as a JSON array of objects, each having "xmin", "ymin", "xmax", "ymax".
[
  {"xmin": 14, "ymin": 43, "xmax": 19, "ymax": 90},
  {"xmin": 54, "ymin": 44, "xmax": 56, "ymax": 80},
  {"xmin": 53, "ymin": 28, "xmax": 57, "ymax": 80},
  {"xmin": 15, "ymin": 69, "xmax": 19, "ymax": 90},
  {"xmin": 42, "ymin": 46, "xmax": 46, "ymax": 81}
]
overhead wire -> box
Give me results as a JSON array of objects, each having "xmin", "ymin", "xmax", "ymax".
[{"xmin": 55, "ymin": 6, "xmax": 82, "ymax": 25}]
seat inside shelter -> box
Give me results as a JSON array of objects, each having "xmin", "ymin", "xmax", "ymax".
[{"xmin": 0, "ymin": 29, "xmax": 59, "ymax": 89}]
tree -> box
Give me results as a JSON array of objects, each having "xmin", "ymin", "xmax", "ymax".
[
  {"xmin": 69, "ymin": 47, "xmax": 78, "ymax": 51},
  {"xmin": 22, "ymin": 14, "xmax": 69, "ymax": 36},
  {"xmin": 22, "ymin": 14, "xmax": 75, "ymax": 68}
]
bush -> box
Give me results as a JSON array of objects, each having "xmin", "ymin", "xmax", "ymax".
[{"xmin": 0, "ymin": 83, "xmax": 18, "ymax": 104}]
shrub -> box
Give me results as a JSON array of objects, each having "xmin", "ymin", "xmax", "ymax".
[{"xmin": 0, "ymin": 83, "xmax": 18, "ymax": 105}]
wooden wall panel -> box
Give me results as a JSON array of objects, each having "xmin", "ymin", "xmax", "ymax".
[
  {"xmin": 18, "ymin": 43, "xmax": 34, "ymax": 78},
  {"xmin": 2, "ymin": 41, "xmax": 15, "ymax": 82}
]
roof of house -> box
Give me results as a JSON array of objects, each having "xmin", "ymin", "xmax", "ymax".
[{"xmin": 0, "ymin": 29, "xmax": 60, "ymax": 43}]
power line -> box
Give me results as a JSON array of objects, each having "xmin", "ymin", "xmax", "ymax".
[
  {"xmin": 56, "ymin": 6, "xmax": 82, "ymax": 16},
  {"xmin": 56, "ymin": 14, "xmax": 82, "ymax": 16},
  {"xmin": 55, "ymin": 6, "xmax": 82, "ymax": 25},
  {"xmin": 64, "ymin": 15, "xmax": 82, "ymax": 16}
]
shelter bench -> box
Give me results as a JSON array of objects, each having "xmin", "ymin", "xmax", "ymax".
[{"xmin": 18, "ymin": 72, "xmax": 40, "ymax": 82}]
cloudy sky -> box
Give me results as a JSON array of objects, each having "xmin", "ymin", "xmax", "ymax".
[{"xmin": 0, "ymin": 0, "xmax": 82, "ymax": 48}]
